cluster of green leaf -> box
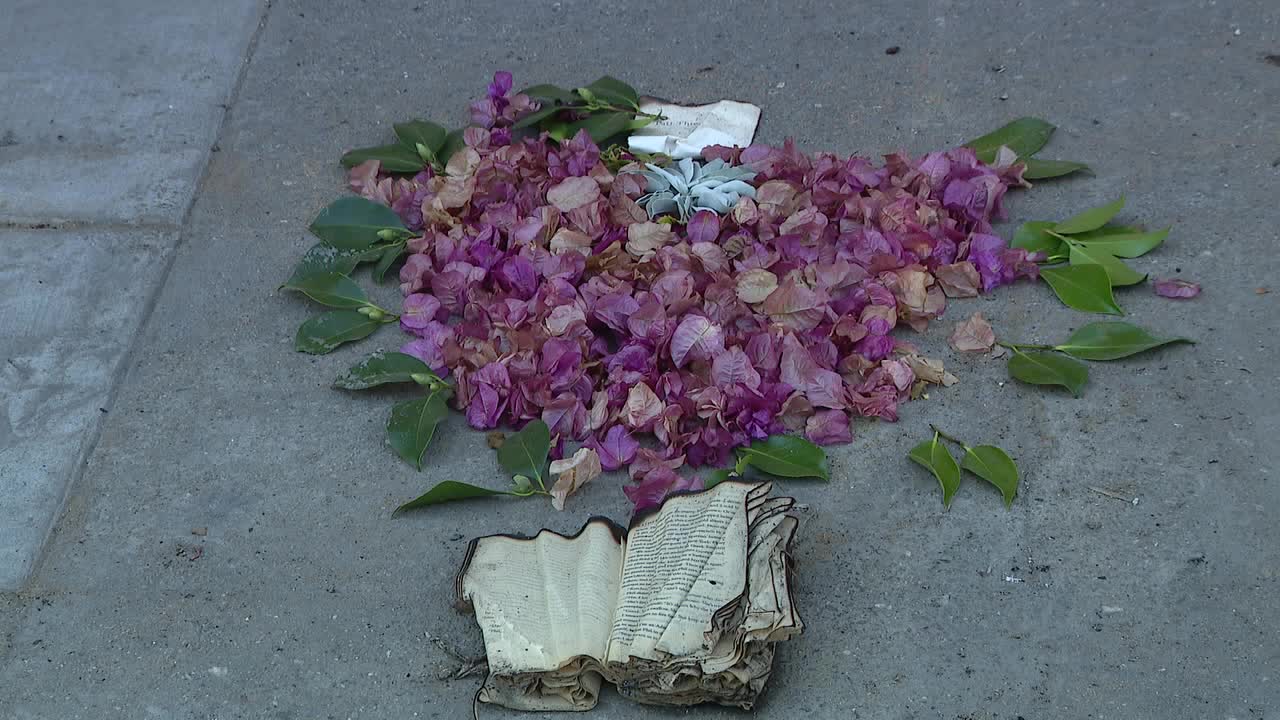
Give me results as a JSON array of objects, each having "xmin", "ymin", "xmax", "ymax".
[
  {"xmin": 963, "ymin": 117, "xmax": 1088, "ymax": 180},
  {"xmin": 395, "ymin": 425, "xmax": 831, "ymax": 514},
  {"xmin": 282, "ymin": 197, "xmax": 416, "ymax": 353},
  {"xmin": 340, "ymin": 119, "xmax": 468, "ymax": 174},
  {"xmin": 1003, "ymin": 320, "xmax": 1192, "ymax": 397},
  {"xmin": 331, "ymin": 351, "xmax": 455, "ymax": 470},
  {"xmin": 908, "ymin": 429, "xmax": 1019, "ymax": 508},
  {"xmin": 1014, "ymin": 197, "xmax": 1171, "ymax": 315},
  {"xmin": 517, "ymin": 76, "xmax": 659, "ymax": 145}
]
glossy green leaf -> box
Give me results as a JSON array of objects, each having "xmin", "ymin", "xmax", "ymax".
[
  {"xmin": 437, "ymin": 129, "xmax": 468, "ymax": 168},
  {"xmin": 340, "ymin": 143, "xmax": 426, "ymax": 172},
  {"xmin": 387, "ymin": 391, "xmax": 450, "ymax": 471},
  {"xmin": 584, "ymin": 76, "xmax": 640, "ymax": 108},
  {"xmin": 738, "ymin": 435, "xmax": 830, "ymax": 481},
  {"xmin": 704, "ymin": 468, "xmax": 735, "ymax": 489},
  {"xmin": 395, "ymin": 480, "xmax": 511, "ymax": 513},
  {"xmin": 520, "ymin": 84, "xmax": 578, "ymax": 103},
  {"xmin": 961, "ymin": 445, "xmax": 1019, "ymax": 508},
  {"xmin": 1053, "ymin": 197, "xmax": 1125, "ymax": 235},
  {"xmin": 334, "ymin": 351, "xmax": 435, "ymax": 390},
  {"xmin": 496, "ymin": 419, "xmax": 551, "ymax": 485},
  {"xmin": 1067, "ymin": 243, "xmax": 1147, "ymax": 287},
  {"xmin": 512, "ymin": 103, "xmax": 568, "ymax": 130},
  {"xmin": 295, "ymin": 310, "xmax": 381, "ymax": 354},
  {"xmin": 908, "ymin": 433, "xmax": 961, "ymax": 508},
  {"xmin": 1071, "ymin": 226, "xmax": 1170, "ymax": 258},
  {"xmin": 287, "ymin": 243, "xmax": 381, "ymax": 286},
  {"xmin": 1054, "ymin": 321, "xmax": 1194, "ymax": 361},
  {"xmin": 564, "ymin": 111, "xmax": 634, "ymax": 145},
  {"xmin": 282, "ymin": 271, "xmax": 370, "ymax": 309},
  {"xmin": 372, "ymin": 243, "xmax": 405, "ymax": 284},
  {"xmin": 1007, "ymin": 349, "xmax": 1089, "ymax": 397},
  {"xmin": 393, "ymin": 120, "xmax": 448, "ymax": 157},
  {"xmin": 1011, "ymin": 221, "xmax": 1062, "ymax": 255},
  {"xmin": 1023, "ymin": 158, "xmax": 1089, "ymax": 179},
  {"xmin": 309, "ymin": 196, "xmax": 408, "ymax": 250},
  {"xmin": 964, "ymin": 117, "xmax": 1055, "ymax": 162},
  {"xmin": 1039, "ymin": 265, "xmax": 1123, "ymax": 315}
]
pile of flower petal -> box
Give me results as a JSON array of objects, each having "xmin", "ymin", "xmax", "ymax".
[{"xmin": 348, "ymin": 75, "xmax": 1038, "ymax": 501}]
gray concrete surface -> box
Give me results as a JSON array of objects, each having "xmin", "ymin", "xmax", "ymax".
[{"xmin": 2, "ymin": 0, "xmax": 1278, "ymax": 718}]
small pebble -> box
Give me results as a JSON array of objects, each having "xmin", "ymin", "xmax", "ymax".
[{"xmin": 885, "ymin": 46, "xmax": 901, "ymax": 55}]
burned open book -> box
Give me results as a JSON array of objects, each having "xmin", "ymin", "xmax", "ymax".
[{"xmin": 455, "ymin": 480, "xmax": 801, "ymax": 711}]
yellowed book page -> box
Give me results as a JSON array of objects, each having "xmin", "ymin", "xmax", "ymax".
[
  {"xmin": 606, "ymin": 482, "xmax": 753, "ymax": 664},
  {"xmin": 461, "ymin": 521, "xmax": 622, "ymax": 675}
]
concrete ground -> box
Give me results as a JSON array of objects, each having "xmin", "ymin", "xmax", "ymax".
[{"xmin": 2, "ymin": 1, "xmax": 1277, "ymax": 718}]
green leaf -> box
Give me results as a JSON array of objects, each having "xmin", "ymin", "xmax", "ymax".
[
  {"xmin": 1039, "ymin": 265, "xmax": 1123, "ymax": 315},
  {"xmin": 1067, "ymin": 243, "xmax": 1147, "ymax": 287},
  {"xmin": 287, "ymin": 242, "xmax": 380, "ymax": 286},
  {"xmin": 437, "ymin": 129, "xmax": 469, "ymax": 169},
  {"xmin": 564, "ymin": 111, "xmax": 634, "ymax": 145},
  {"xmin": 1053, "ymin": 197, "xmax": 1125, "ymax": 235},
  {"xmin": 738, "ymin": 435, "xmax": 830, "ymax": 481},
  {"xmin": 393, "ymin": 120, "xmax": 448, "ymax": 157},
  {"xmin": 395, "ymin": 480, "xmax": 511, "ymax": 514},
  {"xmin": 908, "ymin": 433, "xmax": 961, "ymax": 508},
  {"xmin": 295, "ymin": 310, "xmax": 381, "ymax": 354},
  {"xmin": 334, "ymin": 351, "xmax": 435, "ymax": 390},
  {"xmin": 282, "ymin": 271, "xmax": 370, "ymax": 309},
  {"xmin": 309, "ymin": 196, "xmax": 407, "ymax": 250},
  {"xmin": 387, "ymin": 391, "xmax": 450, "ymax": 471},
  {"xmin": 704, "ymin": 468, "xmax": 735, "ymax": 489},
  {"xmin": 964, "ymin": 117, "xmax": 1056, "ymax": 162},
  {"xmin": 1023, "ymin": 158, "xmax": 1090, "ymax": 179},
  {"xmin": 1007, "ymin": 349, "xmax": 1089, "ymax": 397},
  {"xmin": 496, "ymin": 419, "xmax": 551, "ymax": 485},
  {"xmin": 520, "ymin": 84, "xmax": 578, "ymax": 103},
  {"xmin": 1071, "ymin": 226, "xmax": 1170, "ymax": 259},
  {"xmin": 372, "ymin": 243, "xmax": 405, "ymax": 284},
  {"xmin": 511, "ymin": 103, "xmax": 569, "ymax": 130},
  {"xmin": 1054, "ymin": 321, "xmax": 1194, "ymax": 361},
  {"xmin": 584, "ymin": 76, "xmax": 640, "ymax": 108},
  {"xmin": 1011, "ymin": 221, "xmax": 1062, "ymax": 255},
  {"xmin": 340, "ymin": 143, "xmax": 426, "ymax": 173},
  {"xmin": 961, "ymin": 446, "xmax": 1019, "ymax": 508}
]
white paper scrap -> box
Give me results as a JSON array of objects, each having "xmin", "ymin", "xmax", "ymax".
[{"xmin": 627, "ymin": 99, "xmax": 761, "ymax": 159}]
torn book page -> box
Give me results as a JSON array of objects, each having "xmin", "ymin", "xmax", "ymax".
[{"xmin": 628, "ymin": 99, "xmax": 761, "ymax": 159}]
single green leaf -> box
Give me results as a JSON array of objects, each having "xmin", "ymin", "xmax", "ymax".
[
  {"xmin": 287, "ymin": 242, "xmax": 379, "ymax": 286},
  {"xmin": 309, "ymin": 196, "xmax": 407, "ymax": 250},
  {"xmin": 1007, "ymin": 349, "xmax": 1089, "ymax": 397},
  {"xmin": 393, "ymin": 120, "xmax": 448, "ymax": 157},
  {"xmin": 1011, "ymin": 221, "xmax": 1062, "ymax": 255},
  {"xmin": 564, "ymin": 111, "xmax": 634, "ymax": 145},
  {"xmin": 704, "ymin": 468, "xmax": 735, "ymax": 489},
  {"xmin": 1054, "ymin": 321, "xmax": 1194, "ymax": 361},
  {"xmin": 1023, "ymin": 158, "xmax": 1090, "ymax": 179},
  {"xmin": 1072, "ymin": 226, "xmax": 1170, "ymax": 258},
  {"xmin": 372, "ymin": 243, "xmax": 405, "ymax": 284},
  {"xmin": 295, "ymin": 310, "xmax": 381, "ymax": 354},
  {"xmin": 1039, "ymin": 265, "xmax": 1124, "ymax": 315},
  {"xmin": 584, "ymin": 76, "xmax": 640, "ymax": 108},
  {"xmin": 334, "ymin": 351, "xmax": 434, "ymax": 390},
  {"xmin": 1054, "ymin": 197, "xmax": 1125, "ymax": 235},
  {"xmin": 961, "ymin": 445, "xmax": 1019, "ymax": 508},
  {"xmin": 520, "ymin": 84, "xmax": 578, "ymax": 103},
  {"xmin": 964, "ymin": 117, "xmax": 1056, "ymax": 162},
  {"xmin": 387, "ymin": 391, "xmax": 450, "ymax": 471},
  {"xmin": 395, "ymin": 480, "xmax": 511, "ymax": 513},
  {"xmin": 738, "ymin": 435, "xmax": 830, "ymax": 481},
  {"xmin": 908, "ymin": 433, "xmax": 961, "ymax": 508},
  {"xmin": 437, "ymin": 129, "xmax": 468, "ymax": 169},
  {"xmin": 282, "ymin": 271, "xmax": 370, "ymax": 308},
  {"xmin": 511, "ymin": 103, "xmax": 569, "ymax": 130},
  {"xmin": 496, "ymin": 419, "xmax": 551, "ymax": 485},
  {"xmin": 1067, "ymin": 244, "xmax": 1148, "ymax": 286},
  {"xmin": 340, "ymin": 143, "xmax": 426, "ymax": 172}
]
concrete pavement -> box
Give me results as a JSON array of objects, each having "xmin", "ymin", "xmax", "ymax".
[{"xmin": 2, "ymin": 1, "xmax": 1278, "ymax": 718}]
